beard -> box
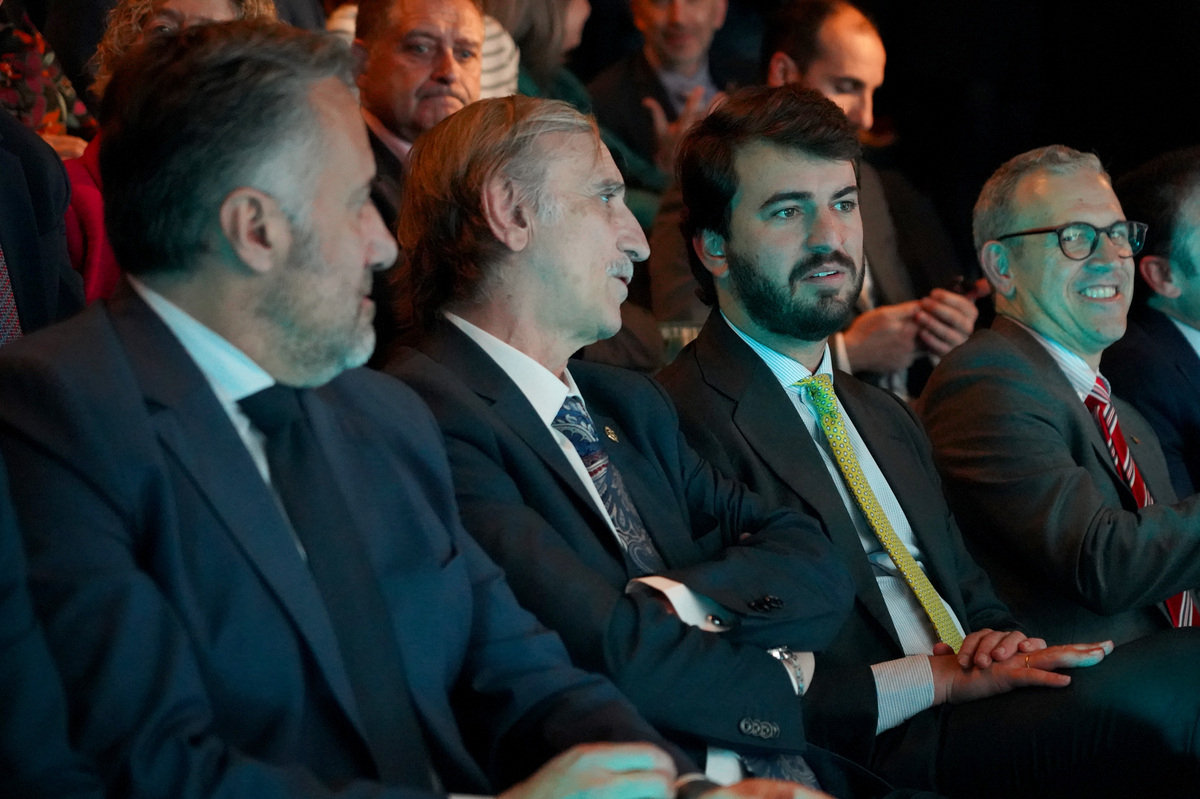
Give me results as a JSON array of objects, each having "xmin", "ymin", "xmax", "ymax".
[
  {"xmin": 259, "ymin": 224, "xmax": 375, "ymax": 387},
  {"xmin": 727, "ymin": 248, "xmax": 863, "ymax": 343}
]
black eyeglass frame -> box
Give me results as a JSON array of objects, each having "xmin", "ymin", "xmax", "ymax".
[{"xmin": 994, "ymin": 220, "xmax": 1148, "ymax": 261}]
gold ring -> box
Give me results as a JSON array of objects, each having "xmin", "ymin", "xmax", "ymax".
[{"xmin": 1024, "ymin": 655, "xmax": 1030, "ymax": 669}]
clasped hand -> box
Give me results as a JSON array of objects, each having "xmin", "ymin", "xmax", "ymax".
[{"xmin": 929, "ymin": 628, "xmax": 1113, "ymax": 706}]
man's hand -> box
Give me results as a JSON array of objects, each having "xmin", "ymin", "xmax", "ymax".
[
  {"xmin": 931, "ymin": 640, "xmax": 1113, "ymax": 706},
  {"xmin": 841, "ymin": 301, "xmax": 920, "ymax": 373},
  {"xmin": 934, "ymin": 628, "xmax": 1046, "ymax": 669},
  {"xmin": 703, "ymin": 778, "xmax": 832, "ymax": 799},
  {"xmin": 915, "ymin": 289, "xmax": 978, "ymax": 356},
  {"xmin": 500, "ymin": 743, "xmax": 677, "ymax": 799},
  {"xmin": 644, "ymin": 87, "xmax": 719, "ymax": 175}
]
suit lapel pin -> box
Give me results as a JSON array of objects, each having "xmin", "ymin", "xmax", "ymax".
[
  {"xmin": 605, "ymin": 426, "xmax": 618, "ymax": 442},
  {"xmin": 1132, "ymin": 436, "xmax": 1141, "ymax": 445}
]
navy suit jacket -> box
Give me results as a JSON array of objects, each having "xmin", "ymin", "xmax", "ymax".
[
  {"xmin": 1102, "ymin": 305, "xmax": 1200, "ymax": 498},
  {"xmin": 0, "ymin": 460, "xmax": 104, "ymax": 799},
  {"xmin": 0, "ymin": 289, "xmax": 683, "ymax": 798},
  {"xmin": 387, "ymin": 321, "xmax": 855, "ymax": 760},
  {"xmin": 657, "ymin": 314, "xmax": 1017, "ymax": 774},
  {"xmin": 920, "ymin": 316, "xmax": 1200, "ymax": 646},
  {"xmin": 0, "ymin": 108, "xmax": 84, "ymax": 336}
]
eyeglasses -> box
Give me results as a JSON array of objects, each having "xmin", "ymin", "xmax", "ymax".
[{"xmin": 995, "ymin": 220, "xmax": 1148, "ymax": 261}]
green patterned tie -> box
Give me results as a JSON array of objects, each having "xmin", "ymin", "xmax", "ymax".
[{"xmin": 797, "ymin": 374, "xmax": 963, "ymax": 652}]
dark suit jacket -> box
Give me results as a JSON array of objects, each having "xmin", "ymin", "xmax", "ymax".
[
  {"xmin": 656, "ymin": 313, "xmax": 1016, "ymax": 773},
  {"xmin": 0, "ymin": 460, "xmax": 104, "ymax": 799},
  {"xmin": 366, "ymin": 126, "xmax": 411, "ymax": 366},
  {"xmin": 587, "ymin": 49, "xmax": 753, "ymax": 167},
  {"xmin": 919, "ymin": 315, "xmax": 1200, "ymax": 646},
  {"xmin": 387, "ymin": 320, "xmax": 856, "ymax": 760},
  {"xmin": 0, "ymin": 289, "xmax": 686, "ymax": 798},
  {"xmin": 1102, "ymin": 305, "xmax": 1200, "ymax": 498},
  {"xmin": 0, "ymin": 108, "xmax": 84, "ymax": 335}
]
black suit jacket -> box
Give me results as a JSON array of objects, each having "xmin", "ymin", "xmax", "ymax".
[
  {"xmin": 0, "ymin": 108, "xmax": 84, "ymax": 336},
  {"xmin": 0, "ymin": 289, "xmax": 685, "ymax": 797},
  {"xmin": 657, "ymin": 313, "xmax": 1016, "ymax": 772},
  {"xmin": 387, "ymin": 320, "xmax": 856, "ymax": 760},
  {"xmin": 0, "ymin": 460, "xmax": 104, "ymax": 799},
  {"xmin": 1102, "ymin": 305, "xmax": 1200, "ymax": 498},
  {"xmin": 920, "ymin": 316, "xmax": 1200, "ymax": 646},
  {"xmin": 365, "ymin": 126, "xmax": 411, "ymax": 365},
  {"xmin": 587, "ymin": 49, "xmax": 753, "ymax": 167}
]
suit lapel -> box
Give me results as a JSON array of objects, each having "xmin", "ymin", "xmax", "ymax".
[
  {"xmin": 834, "ymin": 378, "xmax": 965, "ymax": 620},
  {"xmin": 422, "ymin": 322, "xmax": 606, "ymax": 517},
  {"xmin": 106, "ymin": 288, "xmax": 366, "ymax": 734},
  {"xmin": 694, "ymin": 317, "xmax": 901, "ymax": 644},
  {"xmin": 584, "ymin": 402, "xmax": 696, "ymax": 569},
  {"xmin": 993, "ymin": 316, "xmax": 1135, "ymax": 501}
]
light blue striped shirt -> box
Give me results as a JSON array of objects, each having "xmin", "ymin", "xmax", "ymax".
[{"xmin": 724, "ymin": 314, "xmax": 968, "ymax": 733}]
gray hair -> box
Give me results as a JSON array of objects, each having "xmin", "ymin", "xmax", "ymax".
[
  {"xmin": 400, "ymin": 95, "xmax": 598, "ymax": 328},
  {"xmin": 99, "ymin": 20, "xmax": 356, "ymax": 276},
  {"xmin": 973, "ymin": 145, "xmax": 1108, "ymax": 252}
]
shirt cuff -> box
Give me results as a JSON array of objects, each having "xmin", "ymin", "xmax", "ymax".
[
  {"xmin": 870, "ymin": 654, "xmax": 935, "ymax": 734},
  {"xmin": 629, "ymin": 576, "xmax": 731, "ymax": 631}
]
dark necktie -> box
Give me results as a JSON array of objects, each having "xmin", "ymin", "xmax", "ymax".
[
  {"xmin": 551, "ymin": 396, "xmax": 665, "ymax": 575},
  {"xmin": 0, "ymin": 244, "xmax": 23, "ymax": 345},
  {"xmin": 1084, "ymin": 376, "xmax": 1197, "ymax": 627},
  {"xmin": 239, "ymin": 385, "xmax": 434, "ymax": 787}
]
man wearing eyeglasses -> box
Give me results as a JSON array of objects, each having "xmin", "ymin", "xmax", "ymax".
[{"xmin": 919, "ymin": 144, "xmax": 1200, "ymax": 649}]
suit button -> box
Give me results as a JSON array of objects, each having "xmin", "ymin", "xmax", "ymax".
[{"xmin": 738, "ymin": 717, "xmax": 776, "ymax": 739}]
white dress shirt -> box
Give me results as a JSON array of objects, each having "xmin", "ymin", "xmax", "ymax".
[{"xmin": 725, "ymin": 314, "xmax": 972, "ymax": 733}]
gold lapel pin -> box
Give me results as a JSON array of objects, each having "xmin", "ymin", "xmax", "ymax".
[
  {"xmin": 1131, "ymin": 436, "xmax": 1141, "ymax": 445},
  {"xmin": 605, "ymin": 426, "xmax": 618, "ymax": 442}
]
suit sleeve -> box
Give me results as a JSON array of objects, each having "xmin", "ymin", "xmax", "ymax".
[
  {"xmin": 0, "ymin": 355, "xmax": 455, "ymax": 799},
  {"xmin": 0, "ymin": 461, "xmax": 104, "ymax": 799},
  {"xmin": 401, "ymin": 360, "xmax": 853, "ymax": 755},
  {"xmin": 919, "ymin": 338, "xmax": 1200, "ymax": 617}
]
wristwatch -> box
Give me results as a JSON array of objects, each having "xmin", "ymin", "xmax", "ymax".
[{"xmin": 768, "ymin": 646, "xmax": 805, "ymax": 695}]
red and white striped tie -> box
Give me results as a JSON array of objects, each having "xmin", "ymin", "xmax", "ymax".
[{"xmin": 1085, "ymin": 376, "xmax": 1197, "ymax": 627}]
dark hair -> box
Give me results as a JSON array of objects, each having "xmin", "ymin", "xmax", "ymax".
[
  {"xmin": 1115, "ymin": 146, "xmax": 1200, "ymax": 300},
  {"xmin": 399, "ymin": 94, "xmax": 597, "ymax": 328},
  {"xmin": 99, "ymin": 20, "xmax": 355, "ymax": 276},
  {"xmin": 761, "ymin": 0, "xmax": 875, "ymax": 79},
  {"xmin": 676, "ymin": 83, "xmax": 861, "ymax": 306}
]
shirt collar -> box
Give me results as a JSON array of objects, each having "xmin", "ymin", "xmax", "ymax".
[
  {"xmin": 1169, "ymin": 315, "xmax": 1200, "ymax": 360},
  {"xmin": 361, "ymin": 107, "xmax": 412, "ymax": 163},
  {"xmin": 1003, "ymin": 315, "xmax": 1102, "ymax": 400},
  {"xmin": 129, "ymin": 277, "xmax": 274, "ymax": 403},
  {"xmin": 444, "ymin": 312, "xmax": 585, "ymax": 424},
  {"xmin": 721, "ymin": 311, "xmax": 834, "ymax": 390}
]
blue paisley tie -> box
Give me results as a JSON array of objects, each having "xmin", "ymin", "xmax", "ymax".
[{"xmin": 552, "ymin": 396, "xmax": 665, "ymax": 575}]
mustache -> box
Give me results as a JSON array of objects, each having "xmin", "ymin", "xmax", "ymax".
[{"xmin": 787, "ymin": 251, "xmax": 857, "ymax": 286}]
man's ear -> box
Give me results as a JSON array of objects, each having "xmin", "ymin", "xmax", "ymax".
[
  {"xmin": 1139, "ymin": 255, "xmax": 1181, "ymax": 299},
  {"xmin": 218, "ymin": 187, "xmax": 288, "ymax": 275},
  {"xmin": 694, "ymin": 230, "xmax": 729, "ymax": 278},
  {"xmin": 979, "ymin": 241, "xmax": 1015, "ymax": 298},
  {"xmin": 481, "ymin": 174, "xmax": 531, "ymax": 252},
  {"xmin": 766, "ymin": 51, "xmax": 800, "ymax": 89}
]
